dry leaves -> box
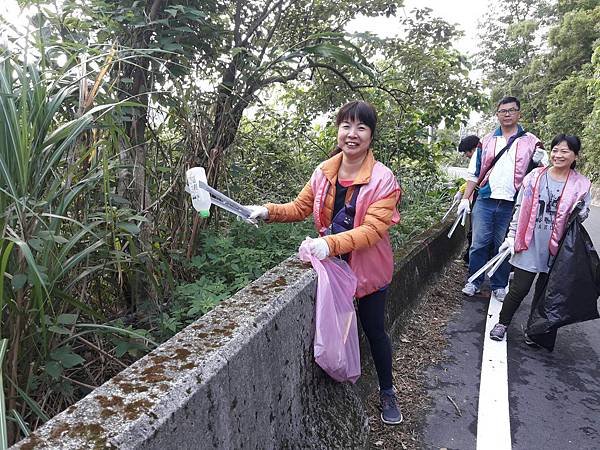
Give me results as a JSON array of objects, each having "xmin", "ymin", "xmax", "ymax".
[{"xmin": 366, "ymin": 260, "xmax": 468, "ymax": 449}]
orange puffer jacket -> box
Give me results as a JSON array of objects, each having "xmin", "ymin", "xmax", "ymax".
[{"xmin": 266, "ymin": 150, "xmax": 401, "ymax": 258}]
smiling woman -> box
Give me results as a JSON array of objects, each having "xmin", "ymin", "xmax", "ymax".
[
  {"xmin": 332, "ymin": 100, "xmax": 377, "ymax": 161},
  {"xmin": 489, "ymin": 133, "xmax": 592, "ymax": 344},
  {"xmin": 244, "ymin": 100, "xmax": 405, "ymax": 425}
]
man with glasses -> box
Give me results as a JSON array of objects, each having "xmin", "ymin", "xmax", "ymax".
[{"xmin": 457, "ymin": 96, "xmax": 547, "ymax": 300}]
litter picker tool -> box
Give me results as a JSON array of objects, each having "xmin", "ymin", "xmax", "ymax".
[
  {"xmin": 467, "ymin": 248, "xmax": 511, "ymax": 284},
  {"xmin": 442, "ymin": 198, "xmax": 459, "ymax": 222},
  {"xmin": 486, "ymin": 248, "xmax": 511, "ymax": 278},
  {"xmin": 197, "ymin": 180, "xmax": 253, "ymax": 220},
  {"xmin": 185, "ymin": 167, "xmax": 253, "ymax": 220},
  {"xmin": 447, "ymin": 209, "xmax": 467, "ymax": 239}
]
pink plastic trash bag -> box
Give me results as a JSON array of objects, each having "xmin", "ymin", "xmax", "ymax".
[{"xmin": 298, "ymin": 238, "xmax": 361, "ymax": 383}]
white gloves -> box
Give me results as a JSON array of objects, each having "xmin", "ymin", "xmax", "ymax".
[
  {"xmin": 453, "ymin": 190, "xmax": 463, "ymax": 202},
  {"xmin": 245, "ymin": 205, "xmax": 269, "ymax": 224},
  {"xmin": 303, "ymin": 237, "xmax": 330, "ymax": 260},
  {"xmin": 499, "ymin": 236, "xmax": 515, "ymax": 256},
  {"xmin": 457, "ymin": 198, "xmax": 470, "ymax": 217},
  {"xmin": 532, "ymin": 148, "xmax": 547, "ymax": 165}
]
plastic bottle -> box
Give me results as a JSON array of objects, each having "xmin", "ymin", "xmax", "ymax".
[{"xmin": 186, "ymin": 167, "xmax": 211, "ymax": 218}]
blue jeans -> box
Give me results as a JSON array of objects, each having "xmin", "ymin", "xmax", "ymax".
[{"xmin": 468, "ymin": 198, "xmax": 514, "ymax": 290}]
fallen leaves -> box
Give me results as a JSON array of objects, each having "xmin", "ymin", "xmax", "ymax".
[{"xmin": 366, "ymin": 261, "xmax": 467, "ymax": 449}]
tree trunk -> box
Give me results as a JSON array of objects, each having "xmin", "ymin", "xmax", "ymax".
[
  {"xmin": 185, "ymin": 56, "xmax": 249, "ymax": 256},
  {"xmin": 117, "ymin": 0, "xmax": 162, "ymax": 212},
  {"xmin": 115, "ymin": 0, "xmax": 163, "ymax": 308}
]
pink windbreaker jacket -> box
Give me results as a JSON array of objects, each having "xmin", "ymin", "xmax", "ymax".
[
  {"xmin": 478, "ymin": 132, "xmax": 542, "ymax": 192},
  {"xmin": 514, "ymin": 167, "xmax": 591, "ymax": 256},
  {"xmin": 311, "ymin": 159, "xmax": 401, "ymax": 298}
]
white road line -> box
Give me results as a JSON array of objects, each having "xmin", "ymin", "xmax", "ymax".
[{"xmin": 476, "ymin": 293, "xmax": 512, "ymax": 450}]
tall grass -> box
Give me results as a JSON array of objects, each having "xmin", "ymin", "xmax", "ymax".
[
  {"xmin": 0, "ymin": 338, "xmax": 7, "ymax": 449},
  {"xmin": 0, "ymin": 48, "xmax": 156, "ymax": 443},
  {"xmin": 389, "ymin": 167, "xmax": 453, "ymax": 249}
]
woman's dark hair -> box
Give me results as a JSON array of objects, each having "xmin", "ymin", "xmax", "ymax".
[
  {"xmin": 458, "ymin": 135, "xmax": 480, "ymax": 153},
  {"xmin": 550, "ymin": 133, "xmax": 581, "ymax": 169},
  {"xmin": 330, "ymin": 101, "xmax": 377, "ymax": 156}
]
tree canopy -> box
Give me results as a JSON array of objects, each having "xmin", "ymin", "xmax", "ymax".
[{"xmin": 477, "ymin": 0, "xmax": 600, "ymax": 179}]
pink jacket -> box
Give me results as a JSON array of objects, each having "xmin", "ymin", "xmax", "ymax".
[
  {"xmin": 311, "ymin": 162, "xmax": 400, "ymax": 298},
  {"xmin": 478, "ymin": 132, "xmax": 542, "ymax": 191},
  {"xmin": 514, "ymin": 167, "xmax": 591, "ymax": 256}
]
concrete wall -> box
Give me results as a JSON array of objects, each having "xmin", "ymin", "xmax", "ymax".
[{"xmin": 13, "ymin": 221, "xmax": 464, "ymax": 450}]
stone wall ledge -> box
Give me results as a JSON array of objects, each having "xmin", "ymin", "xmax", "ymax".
[{"xmin": 13, "ymin": 219, "xmax": 464, "ymax": 450}]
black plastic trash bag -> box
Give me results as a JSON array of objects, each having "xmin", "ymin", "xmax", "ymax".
[{"xmin": 526, "ymin": 212, "xmax": 600, "ymax": 351}]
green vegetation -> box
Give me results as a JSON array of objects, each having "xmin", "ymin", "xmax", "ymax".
[
  {"xmin": 0, "ymin": 0, "xmax": 481, "ymax": 444},
  {"xmin": 7, "ymin": 0, "xmax": 599, "ymax": 444},
  {"xmin": 162, "ymin": 221, "xmax": 315, "ymax": 338}
]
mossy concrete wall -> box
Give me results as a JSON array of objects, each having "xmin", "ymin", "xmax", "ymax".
[{"xmin": 12, "ymin": 220, "xmax": 464, "ymax": 450}]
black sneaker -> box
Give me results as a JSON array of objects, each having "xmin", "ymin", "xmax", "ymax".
[
  {"xmin": 524, "ymin": 333, "xmax": 540, "ymax": 347},
  {"xmin": 380, "ymin": 388, "xmax": 403, "ymax": 425}
]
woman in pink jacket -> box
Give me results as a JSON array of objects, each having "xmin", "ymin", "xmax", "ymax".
[
  {"xmin": 489, "ymin": 134, "xmax": 592, "ymax": 342},
  {"xmin": 245, "ymin": 101, "xmax": 403, "ymax": 424}
]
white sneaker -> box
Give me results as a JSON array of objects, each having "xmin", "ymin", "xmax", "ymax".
[
  {"xmin": 492, "ymin": 288, "xmax": 507, "ymax": 302},
  {"xmin": 462, "ymin": 282, "xmax": 480, "ymax": 296}
]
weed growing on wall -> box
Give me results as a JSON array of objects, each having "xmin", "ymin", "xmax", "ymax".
[{"xmin": 158, "ymin": 221, "xmax": 315, "ymax": 339}]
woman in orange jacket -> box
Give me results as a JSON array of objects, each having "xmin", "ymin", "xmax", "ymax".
[{"xmin": 246, "ymin": 101, "xmax": 403, "ymax": 425}]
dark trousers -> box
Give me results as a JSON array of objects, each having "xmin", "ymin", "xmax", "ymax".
[
  {"xmin": 357, "ymin": 289, "xmax": 393, "ymax": 390},
  {"xmin": 499, "ymin": 267, "xmax": 548, "ymax": 326}
]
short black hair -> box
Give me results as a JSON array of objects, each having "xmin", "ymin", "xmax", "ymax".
[
  {"xmin": 335, "ymin": 100, "xmax": 377, "ymax": 137},
  {"xmin": 458, "ymin": 135, "xmax": 480, "ymax": 153},
  {"xmin": 497, "ymin": 96, "xmax": 520, "ymax": 110},
  {"xmin": 550, "ymin": 133, "xmax": 581, "ymax": 155},
  {"xmin": 330, "ymin": 101, "xmax": 378, "ymax": 157}
]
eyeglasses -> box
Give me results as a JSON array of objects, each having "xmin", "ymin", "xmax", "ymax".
[{"xmin": 496, "ymin": 108, "xmax": 520, "ymax": 115}]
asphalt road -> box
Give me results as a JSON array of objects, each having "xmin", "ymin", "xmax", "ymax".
[{"xmin": 422, "ymin": 206, "xmax": 600, "ymax": 450}]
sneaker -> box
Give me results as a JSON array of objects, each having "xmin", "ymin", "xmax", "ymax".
[
  {"xmin": 492, "ymin": 288, "xmax": 507, "ymax": 302},
  {"xmin": 379, "ymin": 388, "xmax": 403, "ymax": 425},
  {"xmin": 524, "ymin": 333, "xmax": 539, "ymax": 347},
  {"xmin": 489, "ymin": 323, "xmax": 507, "ymax": 341},
  {"xmin": 462, "ymin": 282, "xmax": 480, "ymax": 296}
]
